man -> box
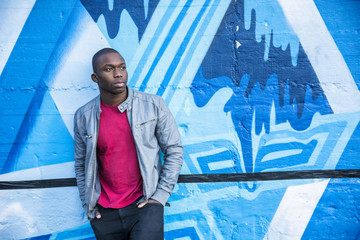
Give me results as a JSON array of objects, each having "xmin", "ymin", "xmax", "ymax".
[{"xmin": 74, "ymin": 48, "xmax": 183, "ymax": 239}]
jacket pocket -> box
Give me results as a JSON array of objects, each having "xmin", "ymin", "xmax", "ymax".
[{"xmin": 134, "ymin": 118, "xmax": 156, "ymax": 129}]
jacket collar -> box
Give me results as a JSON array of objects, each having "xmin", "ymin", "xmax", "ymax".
[
  {"xmin": 95, "ymin": 87, "xmax": 134, "ymax": 114},
  {"xmin": 118, "ymin": 87, "xmax": 133, "ymax": 113}
]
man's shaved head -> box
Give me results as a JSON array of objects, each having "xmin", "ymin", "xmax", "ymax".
[{"xmin": 92, "ymin": 48, "xmax": 122, "ymax": 73}]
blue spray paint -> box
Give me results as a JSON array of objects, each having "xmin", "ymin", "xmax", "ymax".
[
  {"xmin": 80, "ymin": 0, "xmax": 159, "ymax": 40},
  {"xmin": 190, "ymin": 0, "xmax": 333, "ymax": 175}
]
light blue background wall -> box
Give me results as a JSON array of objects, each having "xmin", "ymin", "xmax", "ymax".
[{"xmin": 0, "ymin": 0, "xmax": 359, "ymax": 239}]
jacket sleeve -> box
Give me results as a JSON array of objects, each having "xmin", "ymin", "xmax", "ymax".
[
  {"xmin": 74, "ymin": 110, "xmax": 87, "ymax": 212},
  {"xmin": 151, "ymin": 97, "xmax": 184, "ymax": 205}
]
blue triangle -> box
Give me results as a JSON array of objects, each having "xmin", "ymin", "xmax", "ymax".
[{"xmin": 9, "ymin": 91, "xmax": 74, "ymax": 172}]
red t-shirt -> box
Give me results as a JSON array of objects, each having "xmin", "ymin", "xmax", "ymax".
[{"xmin": 97, "ymin": 101, "xmax": 143, "ymax": 208}]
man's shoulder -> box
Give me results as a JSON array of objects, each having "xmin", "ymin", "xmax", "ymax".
[
  {"xmin": 131, "ymin": 88, "xmax": 163, "ymax": 105},
  {"xmin": 75, "ymin": 95, "xmax": 99, "ymax": 117}
]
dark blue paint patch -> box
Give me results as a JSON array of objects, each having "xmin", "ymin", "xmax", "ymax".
[
  {"xmin": 80, "ymin": 0, "xmax": 160, "ymax": 40},
  {"xmin": 190, "ymin": 0, "xmax": 332, "ymax": 174}
]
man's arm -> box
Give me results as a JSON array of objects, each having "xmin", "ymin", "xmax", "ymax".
[
  {"xmin": 73, "ymin": 112, "xmax": 87, "ymax": 212},
  {"xmin": 151, "ymin": 97, "xmax": 184, "ymax": 205}
]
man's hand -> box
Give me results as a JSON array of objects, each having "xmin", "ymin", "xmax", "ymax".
[
  {"xmin": 137, "ymin": 198, "xmax": 161, "ymax": 208},
  {"xmin": 95, "ymin": 210, "xmax": 101, "ymax": 219}
]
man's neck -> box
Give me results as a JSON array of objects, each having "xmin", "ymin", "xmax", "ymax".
[{"xmin": 100, "ymin": 89, "xmax": 128, "ymax": 106}]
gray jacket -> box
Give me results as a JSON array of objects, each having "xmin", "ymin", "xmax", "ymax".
[{"xmin": 74, "ymin": 88, "xmax": 183, "ymax": 219}]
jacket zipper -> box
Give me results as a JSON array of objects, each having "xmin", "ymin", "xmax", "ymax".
[{"xmin": 128, "ymin": 109, "xmax": 149, "ymax": 200}]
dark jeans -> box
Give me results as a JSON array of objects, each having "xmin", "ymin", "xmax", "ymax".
[{"xmin": 90, "ymin": 201, "xmax": 164, "ymax": 240}]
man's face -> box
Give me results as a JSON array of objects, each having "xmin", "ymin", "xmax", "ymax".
[{"xmin": 92, "ymin": 52, "xmax": 128, "ymax": 95}]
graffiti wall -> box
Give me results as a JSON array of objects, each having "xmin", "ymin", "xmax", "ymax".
[{"xmin": 0, "ymin": 0, "xmax": 359, "ymax": 239}]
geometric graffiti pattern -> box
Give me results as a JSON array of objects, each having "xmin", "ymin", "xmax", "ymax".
[{"xmin": 0, "ymin": 0, "xmax": 359, "ymax": 239}]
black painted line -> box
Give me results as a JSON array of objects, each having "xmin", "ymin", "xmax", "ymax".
[
  {"xmin": 178, "ymin": 169, "xmax": 360, "ymax": 183},
  {"xmin": 0, "ymin": 169, "xmax": 359, "ymax": 190},
  {"xmin": 0, "ymin": 178, "xmax": 77, "ymax": 190}
]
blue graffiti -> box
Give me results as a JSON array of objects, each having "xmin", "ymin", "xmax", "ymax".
[
  {"xmin": 165, "ymin": 210, "xmax": 215, "ymax": 239},
  {"xmin": 0, "ymin": 0, "xmax": 78, "ymax": 173},
  {"xmin": 80, "ymin": 0, "xmax": 160, "ymax": 40},
  {"xmin": 184, "ymin": 140, "xmax": 242, "ymax": 175},
  {"xmin": 165, "ymin": 227, "xmax": 200, "ymax": 240},
  {"xmin": 190, "ymin": 0, "xmax": 333, "ymax": 174}
]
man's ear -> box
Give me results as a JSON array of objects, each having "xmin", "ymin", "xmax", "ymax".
[{"xmin": 91, "ymin": 73, "xmax": 98, "ymax": 83}]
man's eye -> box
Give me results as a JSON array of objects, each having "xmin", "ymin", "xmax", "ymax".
[
  {"xmin": 105, "ymin": 68, "xmax": 112, "ymax": 72},
  {"xmin": 120, "ymin": 67, "xmax": 126, "ymax": 70}
]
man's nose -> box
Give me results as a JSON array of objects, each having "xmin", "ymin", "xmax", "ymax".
[{"xmin": 114, "ymin": 67, "xmax": 122, "ymax": 78}]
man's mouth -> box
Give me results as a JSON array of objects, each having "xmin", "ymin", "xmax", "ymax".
[{"xmin": 114, "ymin": 82, "xmax": 125, "ymax": 87}]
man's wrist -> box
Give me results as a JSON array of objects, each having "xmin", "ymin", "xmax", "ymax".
[{"xmin": 148, "ymin": 198, "xmax": 161, "ymax": 204}]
